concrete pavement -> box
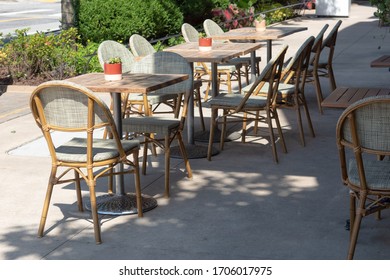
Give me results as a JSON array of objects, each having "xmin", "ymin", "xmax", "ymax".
[{"xmin": 0, "ymin": 1, "xmax": 389, "ymax": 261}]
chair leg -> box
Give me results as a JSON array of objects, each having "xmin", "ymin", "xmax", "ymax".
[
  {"xmin": 38, "ymin": 167, "xmax": 56, "ymax": 238},
  {"xmin": 267, "ymin": 112, "xmax": 279, "ymax": 163},
  {"xmin": 164, "ymin": 136, "xmax": 170, "ymax": 198},
  {"xmin": 88, "ymin": 181, "xmax": 102, "ymax": 244},
  {"xmin": 300, "ymin": 93, "xmax": 315, "ymax": 139},
  {"xmin": 220, "ymin": 113, "xmax": 227, "ymax": 150},
  {"xmin": 142, "ymin": 137, "xmax": 149, "ymax": 175},
  {"xmin": 348, "ymin": 195, "xmax": 365, "ymax": 260},
  {"xmin": 195, "ymin": 87, "xmax": 206, "ymax": 131},
  {"xmin": 207, "ymin": 108, "xmax": 217, "ymax": 161},
  {"xmin": 74, "ymin": 170, "xmax": 84, "ymax": 212},
  {"xmin": 328, "ymin": 65, "xmax": 337, "ymax": 91},
  {"xmin": 177, "ymin": 131, "xmax": 192, "ymax": 179},
  {"xmin": 242, "ymin": 112, "xmax": 247, "ymax": 143},
  {"xmin": 133, "ymin": 150, "xmax": 143, "ymax": 217},
  {"xmin": 294, "ymin": 95, "xmax": 306, "ymax": 146},
  {"xmin": 313, "ymin": 71, "xmax": 324, "ymax": 114}
]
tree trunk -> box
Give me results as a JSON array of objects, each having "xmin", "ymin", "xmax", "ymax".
[{"xmin": 61, "ymin": 0, "xmax": 75, "ymax": 30}]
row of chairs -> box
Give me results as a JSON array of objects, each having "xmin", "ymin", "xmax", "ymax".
[{"xmin": 206, "ymin": 20, "xmax": 342, "ymax": 163}]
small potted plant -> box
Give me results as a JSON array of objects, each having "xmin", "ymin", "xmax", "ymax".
[
  {"xmin": 254, "ymin": 13, "xmax": 266, "ymax": 32},
  {"xmin": 198, "ymin": 33, "xmax": 212, "ymax": 51},
  {"xmin": 104, "ymin": 57, "xmax": 122, "ymax": 81}
]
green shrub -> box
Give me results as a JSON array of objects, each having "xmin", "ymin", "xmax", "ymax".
[
  {"xmin": 76, "ymin": 0, "xmax": 183, "ymax": 44},
  {"xmin": 0, "ymin": 28, "xmax": 99, "ymax": 84},
  {"xmin": 369, "ymin": 0, "xmax": 390, "ymax": 26}
]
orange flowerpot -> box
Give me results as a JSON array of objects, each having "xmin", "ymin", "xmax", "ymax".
[
  {"xmin": 199, "ymin": 37, "xmax": 212, "ymax": 51},
  {"xmin": 104, "ymin": 63, "xmax": 122, "ymax": 81}
]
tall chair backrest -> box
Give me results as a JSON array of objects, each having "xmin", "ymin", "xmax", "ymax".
[
  {"xmin": 30, "ymin": 80, "xmax": 125, "ymax": 163},
  {"xmin": 181, "ymin": 23, "xmax": 199, "ymax": 42},
  {"xmin": 321, "ymin": 20, "xmax": 342, "ymax": 65},
  {"xmin": 310, "ymin": 24, "xmax": 329, "ymax": 66},
  {"xmin": 203, "ymin": 19, "xmax": 226, "ymax": 42},
  {"xmin": 129, "ymin": 34, "xmax": 156, "ymax": 57},
  {"xmin": 282, "ymin": 36, "xmax": 315, "ymax": 85},
  {"xmin": 97, "ymin": 40, "xmax": 135, "ymax": 73},
  {"xmin": 131, "ymin": 51, "xmax": 193, "ymax": 120},
  {"xmin": 237, "ymin": 45, "xmax": 288, "ymax": 112}
]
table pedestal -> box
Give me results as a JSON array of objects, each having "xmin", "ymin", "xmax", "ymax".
[{"xmin": 85, "ymin": 193, "xmax": 158, "ymax": 215}]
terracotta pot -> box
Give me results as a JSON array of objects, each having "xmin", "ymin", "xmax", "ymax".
[
  {"xmin": 255, "ymin": 19, "xmax": 266, "ymax": 32},
  {"xmin": 199, "ymin": 37, "xmax": 212, "ymax": 51},
  {"xmin": 104, "ymin": 63, "xmax": 122, "ymax": 81}
]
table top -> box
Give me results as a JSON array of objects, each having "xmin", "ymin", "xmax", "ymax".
[
  {"xmin": 210, "ymin": 26, "xmax": 308, "ymax": 41},
  {"xmin": 66, "ymin": 72, "xmax": 189, "ymax": 94},
  {"xmin": 370, "ymin": 55, "xmax": 390, "ymax": 68},
  {"xmin": 164, "ymin": 42, "xmax": 263, "ymax": 63},
  {"xmin": 321, "ymin": 87, "xmax": 390, "ymax": 108}
]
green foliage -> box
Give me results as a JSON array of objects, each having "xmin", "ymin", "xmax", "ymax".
[
  {"xmin": 369, "ymin": 0, "xmax": 390, "ymax": 26},
  {"xmin": 256, "ymin": 2, "xmax": 295, "ymax": 24},
  {"xmin": 76, "ymin": 0, "xmax": 183, "ymax": 43},
  {"xmin": 0, "ymin": 28, "xmax": 100, "ymax": 84}
]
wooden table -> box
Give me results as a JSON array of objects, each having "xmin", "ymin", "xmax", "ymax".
[
  {"xmin": 211, "ymin": 26, "xmax": 308, "ymax": 62},
  {"xmin": 321, "ymin": 87, "xmax": 390, "ymax": 109},
  {"xmin": 66, "ymin": 72, "xmax": 189, "ymax": 215},
  {"xmin": 165, "ymin": 41, "xmax": 263, "ymax": 96},
  {"xmin": 370, "ymin": 55, "xmax": 390, "ymax": 68}
]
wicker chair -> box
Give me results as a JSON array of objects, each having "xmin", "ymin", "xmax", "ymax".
[
  {"xmin": 207, "ymin": 45, "xmax": 288, "ymax": 163},
  {"xmin": 305, "ymin": 24, "xmax": 329, "ymax": 114},
  {"xmin": 274, "ymin": 36, "xmax": 316, "ymax": 146},
  {"xmin": 30, "ymin": 80, "xmax": 142, "ymax": 244},
  {"xmin": 243, "ymin": 37, "xmax": 316, "ymax": 146},
  {"xmin": 97, "ymin": 40, "xmax": 177, "ymax": 119},
  {"xmin": 336, "ymin": 95, "xmax": 390, "ymax": 259},
  {"xmin": 122, "ymin": 52, "xmax": 193, "ymax": 197},
  {"xmin": 306, "ymin": 21, "xmax": 342, "ymax": 114},
  {"xmin": 129, "ymin": 34, "xmax": 205, "ymax": 130},
  {"xmin": 203, "ymin": 19, "xmax": 261, "ymax": 84}
]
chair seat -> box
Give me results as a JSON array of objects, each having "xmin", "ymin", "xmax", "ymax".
[
  {"xmin": 128, "ymin": 92, "xmax": 179, "ymax": 105},
  {"xmin": 348, "ymin": 159, "xmax": 390, "ymax": 190},
  {"xmin": 56, "ymin": 137, "xmax": 140, "ymax": 162},
  {"xmin": 194, "ymin": 63, "xmax": 240, "ymax": 72},
  {"xmin": 242, "ymin": 82, "xmax": 294, "ymax": 95},
  {"xmin": 207, "ymin": 93, "xmax": 267, "ymax": 109},
  {"xmin": 122, "ymin": 116, "xmax": 180, "ymax": 136},
  {"xmin": 232, "ymin": 56, "xmax": 261, "ymax": 66}
]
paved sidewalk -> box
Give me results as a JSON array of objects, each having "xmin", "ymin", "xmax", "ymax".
[{"xmin": 0, "ymin": 1, "xmax": 389, "ymax": 261}]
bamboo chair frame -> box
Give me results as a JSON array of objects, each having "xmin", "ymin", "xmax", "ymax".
[
  {"xmin": 30, "ymin": 80, "xmax": 142, "ymax": 244},
  {"xmin": 336, "ymin": 95, "xmax": 390, "ymax": 259}
]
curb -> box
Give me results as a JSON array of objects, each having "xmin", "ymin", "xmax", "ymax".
[{"xmin": 0, "ymin": 85, "xmax": 36, "ymax": 94}]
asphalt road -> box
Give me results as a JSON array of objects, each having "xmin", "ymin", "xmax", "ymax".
[{"xmin": 0, "ymin": 0, "xmax": 61, "ymax": 36}]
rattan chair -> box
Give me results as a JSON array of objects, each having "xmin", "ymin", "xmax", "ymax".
[
  {"xmin": 129, "ymin": 34, "xmax": 205, "ymax": 130},
  {"xmin": 122, "ymin": 52, "xmax": 193, "ymax": 197},
  {"xmin": 275, "ymin": 36, "xmax": 316, "ymax": 146},
  {"xmin": 305, "ymin": 24, "xmax": 329, "ymax": 114},
  {"xmin": 336, "ymin": 95, "xmax": 390, "ymax": 259},
  {"xmin": 207, "ymin": 45, "xmax": 289, "ymax": 163},
  {"xmin": 30, "ymin": 80, "xmax": 142, "ymax": 244},
  {"xmin": 306, "ymin": 21, "xmax": 342, "ymax": 114},
  {"xmin": 203, "ymin": 19, "xmax": 261, "ymax": 84},
  {"xmin": 98, "ymin": 40, "xmax": 179, "ymax": 118},
  {"xmin": 243, "ymin": 37, "xmax": 316, "ymax": 146}
]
